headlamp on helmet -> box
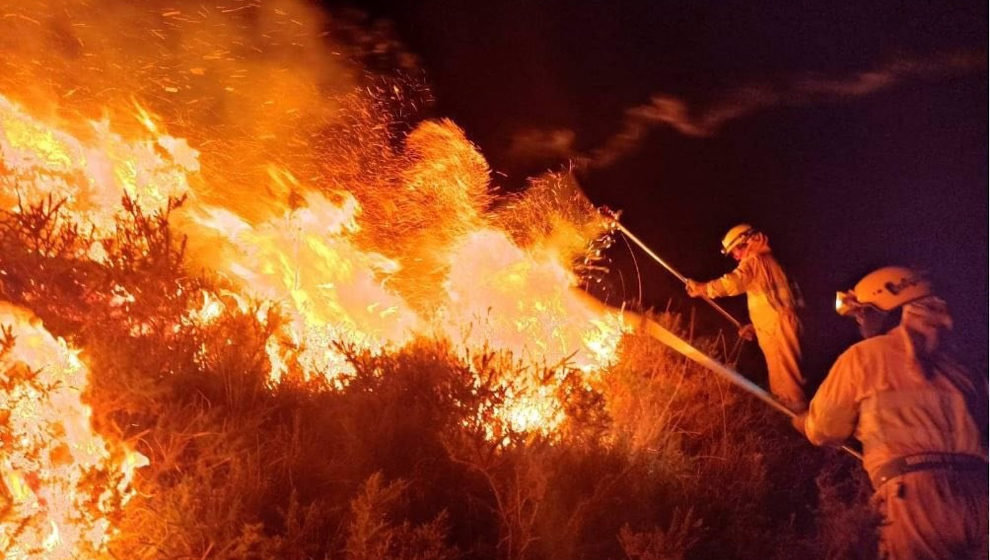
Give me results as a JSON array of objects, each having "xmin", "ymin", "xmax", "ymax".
[
  {"xmin": 835, "ymin": 290, "xmax": 863, "ymax": 316},
  {"xmin": 836, "ymin": 266, "xmax": 933, "ymax": 318},
  {"xmin": 721, "ymin": 224, "xmax": 756, "ymax": 256}
]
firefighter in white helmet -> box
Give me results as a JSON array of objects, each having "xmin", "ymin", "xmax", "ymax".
[
  {"xmin": 793, "ymin": 266, "xmax": 988, "ymax": 560},
  {"xmin": 684, "ymin": 224, "xmax": 807, "ymax": 411}
]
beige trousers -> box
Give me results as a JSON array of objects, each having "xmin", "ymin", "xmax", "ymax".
[
  {"xmin": 874, "ymin": 469, "xmax": 988, "ymax": 560},
  {"xmin": 753, "ymin": 309, "xmax": 806, "ymax": 411}
]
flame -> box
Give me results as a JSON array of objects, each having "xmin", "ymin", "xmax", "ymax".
[
  {"xmin": 0, "ymin": 95, "xmax": 198, "ymax": 237},
  {"xmin": 0, "ymin": 1, "xmax": 630, "ymax": 453},
  {"xmin": 0, "ymin": 303, "xmax": 146, "ymax": 560},
  {"xmin": 0, "ymin": 94, "xmax": 625, "ymax": 397},
  {"xmin": 442, "ymin": 228, "xmax": 627, "ymax": 373}
]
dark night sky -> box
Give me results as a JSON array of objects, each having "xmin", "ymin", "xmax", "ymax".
[{"xmin": 335, "ymin": 0, "xmax": 987, "ymax": 376}]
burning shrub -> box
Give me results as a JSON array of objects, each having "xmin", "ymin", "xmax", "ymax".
[
  {"xmin": 0, "ymin": 193, "xmax": 876, "ymax": 559},
  {"xmin": 0, "ymin": 303, "xmax": 145, "ymax": 560}
]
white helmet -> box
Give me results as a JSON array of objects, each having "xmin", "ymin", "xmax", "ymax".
[
  {"xmin": 720, "ymin": 224, "xmax": 756, "ymax": 255},
  {"xmin": 835, "ymin": 266, "xmax": 932, "ymax": 316}
]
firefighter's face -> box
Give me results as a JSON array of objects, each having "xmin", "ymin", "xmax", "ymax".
[
  {"xmin": 729, "ymin": 243, "xmax": 747, "ymax": 261},
  {"xmin": 854, "ymin": 307, "xmax": 891, "ymax": 339}
]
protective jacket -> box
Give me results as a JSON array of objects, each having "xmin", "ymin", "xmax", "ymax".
[
  {"xmin": 806, "ymin": 297, "xmax": 988, "ymax": 560},
  {"xmin": 699, "ymin": 235, "xmax": 806, "ymax": 410}
]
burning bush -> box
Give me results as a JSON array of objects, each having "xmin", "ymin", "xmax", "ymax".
[
  {"xmin": 0, "ymin": 195, "xmax": 876, "ymax": 559},
  {"xmin": 0, "ymin": 302, "xmax": 145, "ymax": 560}
]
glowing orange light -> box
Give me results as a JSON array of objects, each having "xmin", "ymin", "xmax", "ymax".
[
  {"xmin": 0, "ymin": 304, "xmax": 146, "ymax": 559},
  {"xmin": 0, "ymin": 0, "xmax": 626, "ymax": 447}
]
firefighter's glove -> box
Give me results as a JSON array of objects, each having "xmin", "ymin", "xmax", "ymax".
[
  {"xmin": 685, "ymin": 280, "xmax": 704, "ymax": 298},
  {"xmin": 790, "ymin": 412, "xmax": 808, "ymax": 437},
  {"xmin": 737, "ymin": 324, "xmax": 756, "ymax": 341}
]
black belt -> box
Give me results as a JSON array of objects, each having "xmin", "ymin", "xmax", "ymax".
[{"xmin": 872, "ymin": 453, "xmax": 988, "ymax": 488}]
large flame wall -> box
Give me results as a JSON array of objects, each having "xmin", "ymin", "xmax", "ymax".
[
  {"xmin": 1, "ymin": 1, "xmax": 627, "ymax": 384},
  {"xmin": 0, "ymin": 2, "xmax": 635, "ymax": 555},
  {"xmin": 0, "ymin": 5, "xmax": 633, "ymax": 556}
]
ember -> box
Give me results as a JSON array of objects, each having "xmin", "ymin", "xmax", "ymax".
[
  {"xmin": 0, "ymin": 0, "xmax": 626, "ymax": 397},
  {"xmin": 0, "ymin": 2, "xmax": 632, "ymax": 554}
]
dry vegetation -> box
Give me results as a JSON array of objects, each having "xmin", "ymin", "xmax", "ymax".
[{"xmin": 0, "ymin": 196, "xmax": 878, "ymax": 559}]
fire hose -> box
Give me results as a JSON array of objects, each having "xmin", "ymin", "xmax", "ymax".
[
  {"xmin": 639, "ymin": 317, "xmax": 864, "ymax": 461},
  {"xmin": 613, "ymin": 222, "xmax": 744, "ymax": 330}
]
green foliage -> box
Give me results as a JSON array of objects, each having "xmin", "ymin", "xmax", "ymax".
[{"xmin": 0, "ymin": 197, "xmax": 876, "ymax": 559}]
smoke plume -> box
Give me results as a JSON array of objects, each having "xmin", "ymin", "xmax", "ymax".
[{"xmin": 508, "ymin": 51, "xmax": 984, "ymax": 170}]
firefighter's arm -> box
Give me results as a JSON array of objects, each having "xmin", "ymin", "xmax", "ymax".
[
  {"xmin": 699, "ymin": 259, "xmax": 755, "ymax": 299},
  {"xmin": 803, "ymin": 351, "xmax": 860, "ymax": 446}
]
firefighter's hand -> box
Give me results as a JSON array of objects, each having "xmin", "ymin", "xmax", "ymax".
[
  {"xmin": 685, "ymin": 280, "xmax": 703, "ymax": 298},
  {"xmin": 791, "ymin": 412, "xmax": 808, "ymax": 437},
  {"xmin": 737, "ymin": 324, "xmax": 756, "ymax": 341}
]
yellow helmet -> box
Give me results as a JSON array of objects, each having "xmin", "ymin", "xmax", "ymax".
[
  {"xmin": 835, "ymin": 266, "xmax": 932, "ymax": 316},
  {"xmin": 720, "ymin": 224, "xmax": 756, "ymax": 255}
]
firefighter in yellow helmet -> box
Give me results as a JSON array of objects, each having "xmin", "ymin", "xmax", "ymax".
[
  {"xmin": 794, "ymin": 266, "xmax": 988, "ymax": 560},
  {"xmin": 684, "ymin": 224, "xmax": 807, "ymax": 411}
]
